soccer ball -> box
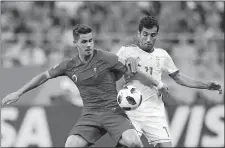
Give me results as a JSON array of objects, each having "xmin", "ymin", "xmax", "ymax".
[{"xmin": 117, "ymin": 85, "xmax": 142, "ymax": 111}]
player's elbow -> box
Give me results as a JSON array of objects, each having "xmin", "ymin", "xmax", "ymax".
[
  {"xmin": 173, "ymin": 76, "xmax": 184, "ymax": 85},
  {"xmin": 171, "ymin": 72, "xmax": 184, "ymax": 85},
  {"xmin": 39, "ymin": 71, "xmax": 51, "ymax": 82}
]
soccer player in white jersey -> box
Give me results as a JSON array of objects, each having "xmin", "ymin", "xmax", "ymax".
[{"xmin": 117, "ymin": 16, "xmax": 222, "ymax": 147}]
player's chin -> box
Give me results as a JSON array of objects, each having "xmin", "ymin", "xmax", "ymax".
[
  {"xmin": 143, "ymin": 45, "xmax": 152, "ymax": 51},
  {"xmin": 146, "ymin": 45, "xmax": 153, "ymax": 49},
  {"xmin": 85, "ymin": 50, "xmax": 93, "ymax": 55}
]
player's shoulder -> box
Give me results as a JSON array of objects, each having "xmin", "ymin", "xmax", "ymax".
[
  {"xmin": 63, "ymin": 55, "xmax": 80, "ymax": 70},
  {"xmin": 50, "ymin": 57, "xmax": 73, "ymax": 73},
  {"xmin": 95, "ymin": 49, "xmax": 121, "ymax": 67},
  {"xmin": 118, "ymin": 43, "xmax": 138, "ymax": 53},
  {"xmin": 97, "ymin": 48, "xmax": 115, "ymax": 57},
  {"xmin": 154, "ymin": 47, "xmax": 169, "ymax": 56},
  {"xmin": 96, "ymin": 49, "xmax": 118, "ymax": 62},
  {"xmin": 154, "ymin": 47, "xmax": 166, "ymax": 53},
  {"xmin": 123, "ymin": 43, "xmax": 138, "ymax": 48},
  {"xmin": 121, "ymin": 43, "xmax": 138, "ymax": 50}
]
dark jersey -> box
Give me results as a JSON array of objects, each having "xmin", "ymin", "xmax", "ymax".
[{"xmin": 48, "ymin": 49, "xmax": 127, "ymax": 110}]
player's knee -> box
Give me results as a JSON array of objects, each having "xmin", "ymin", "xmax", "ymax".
[
  {"xmin": 65, "ymin": 135, "xmax": 88, "ymax": 147},
  {"xmin": 121, "ymin": 129, "xmax": 143, "ymax": 147}
]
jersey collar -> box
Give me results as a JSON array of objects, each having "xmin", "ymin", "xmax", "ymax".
[
  {"xmin": 75, "ymin": 49, "xmax": 97, "ymax": 66},
  {"xmin": 136, "ymin": 42, "xmax": 155, "ymax": 53}
]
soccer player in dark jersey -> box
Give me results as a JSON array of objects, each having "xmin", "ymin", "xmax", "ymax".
[{"xmin": 2, "ymin": 24, "xmax": 166, "ymax": 147}]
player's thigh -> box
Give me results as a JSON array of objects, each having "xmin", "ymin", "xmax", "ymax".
[
  {"xmin": 102, "ymin": 111, "xmax": 142, "ymax": 147},
  {"xmin": 65, "ymin": 134, "xmax": 88, "ymax": 147},
  {"xmin": 119, "ymin": 129, "xmax": 143, "ymax": 147},
  {"xmin": 68, "ymin": 114, "xmax": 106, "ymax": 145},
  {"xmin": 143, "ymin": 116, "xmax": 171, "ymax": 146}
]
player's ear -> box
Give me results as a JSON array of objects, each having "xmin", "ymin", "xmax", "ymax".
[
  {"xmin": 137, "ymin": 31, "xmax": 141, "ymax": 38},
  {"xmin": 73, "ymin": 40, "xmax": 78, "ymax": 46},
  {"xmin": 73, "ymin": 40, "xmax": 79, "ymax": 48}
]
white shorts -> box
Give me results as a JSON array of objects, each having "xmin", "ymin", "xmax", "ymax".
[
  {"xmin": 125, "ymin": 98, "xmax": 171, "ymax": 146},
  {"xmin": 129, "ymin": 115, "xmax": 171, "ymax": 146}
]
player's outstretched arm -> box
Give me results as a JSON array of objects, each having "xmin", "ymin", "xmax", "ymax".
[
  {"xmin": 1, "ymin": 71, "xmax": 52, "ymax": 106},
  {"xmin": 17, "ymin": 71, "xmax": 52, "ymax": 96},
  {"xmin": 1, "ymin": 59, "xmax": 70, "ymax": 106},
  {"xmin": 171, "ymin": 72, "xmax": 222, "ymax": 94}
]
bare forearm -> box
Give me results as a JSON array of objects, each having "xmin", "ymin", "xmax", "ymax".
[
  {"xmin": 116, "ymin": 77, "xmax": 125, "ymax": 91},
  {"xmin": 131, "ymin": 71, "xmax": 159, "ymax": 87},
  {"xmin": 138, "ymin": 71, "xmax": 159, "ymax": 86},
  {"xmin": 173, "ymin": 73, "xmax": 208, "ymax": 89},
  {"xmin": 17, "ymin": 71, "xmax": 50, "ymax": 96}
]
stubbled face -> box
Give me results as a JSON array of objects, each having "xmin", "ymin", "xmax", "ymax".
[
  {"xmin": 74, "ymin": 32, "xmax": 94, "ymax": 58},
  {"xmin": 138, "ymin": 26, "xmax": 158, "ymax": 52}
]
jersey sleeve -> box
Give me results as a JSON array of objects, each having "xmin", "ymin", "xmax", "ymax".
[
  {"xmin": 116, "ymin": 46, "xmax": 127, "ymax": 64},
  {"xmin": 163, "ymin": 51, "xmax": 179, "ymax": 76},
  {"xmin": 108, "ymin": 52, "xmax": 126, "ymax": 72},
  {"xmin": 48, "ymin": 59, "xmax": 70, "ymax": 78},
  {"xmin": 101, "ymin": 50, "xmax": 127, "ymax": 80},
  {"xmin": 111, "ymin": 57, "xmax": 127, "ymax": 81}
]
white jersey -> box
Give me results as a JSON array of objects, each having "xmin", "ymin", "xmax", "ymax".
[{"xmin": 117, "ymin": 44, "xmax": 178, "ymax": 117}]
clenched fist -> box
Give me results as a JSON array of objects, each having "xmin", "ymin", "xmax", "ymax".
[
  {"xmin": 125, "ymin": 57, "xmax": 139, "ymax": 73},
  {"xmin": 1, "ymin": 92, "xmax": 20, "ymax": 107},
  {"xmin": 158, "ymin": 84, "xmax": 169, "ymax": 99},
  {"xmin": 207, "ymin": 81, "xmax": 223, "ymax": 94}
]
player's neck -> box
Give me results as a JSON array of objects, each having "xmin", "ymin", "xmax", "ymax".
[
  {"xmin": 78, "ymin": 51, "xmax": 95, "ymax": 64},
  {"xmin": 137, "ymin": 43, "xmax": 154, "ymax": 53},
  {"xmin": 79, "ymin": 54, "xmax": 93, "ymax": 64},
  {"xmin": 146, "ymin": 47, "xmax": 154, "ymax": 53}
]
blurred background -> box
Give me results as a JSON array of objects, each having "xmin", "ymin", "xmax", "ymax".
[{"xmin": 1, "ymin": 1, "xmax": 224, "ymax": 147}]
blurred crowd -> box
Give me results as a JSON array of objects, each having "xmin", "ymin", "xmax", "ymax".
[{"xmin": 1, "ymin": 1, "xmax": 224, "ymax": 105}]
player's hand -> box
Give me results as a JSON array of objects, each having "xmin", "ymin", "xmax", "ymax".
[
  {"xmin": 1, "ymin": 92, "xmax": 20, "ymax": 107},
  {"xmin": 207, "ymin": 81, "xmax": 222, "ymax": 94},
  {"xmin": 158, "ymin": 84, "xmax": 169, "ymax": 99},
  {"xmin": 125, "ymin": 57, "xmax": 138, "ymax": 73}
]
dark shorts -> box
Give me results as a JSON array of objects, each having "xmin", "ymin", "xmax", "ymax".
[{"xmin": 69, "ymin": 108, "xmax": 135, "ymax": 145}]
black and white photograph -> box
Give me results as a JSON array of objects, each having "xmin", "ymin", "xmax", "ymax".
[{"xmin": 1, "ymin": 1, "xmax": 224, "ymax": 147}]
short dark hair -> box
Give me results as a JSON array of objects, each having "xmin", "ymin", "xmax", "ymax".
[
  {"xmin": 138, "ymin": 16, "xmax": 159, "ymax": 33},
  {"xmin": 73, "ymin": 24, "xmax": 92, "ymax": 40}
]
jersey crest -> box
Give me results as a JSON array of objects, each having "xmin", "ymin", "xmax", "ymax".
[{"xmin": 72, "ymin": 74, "xmax": 78, "ymax": 83}]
